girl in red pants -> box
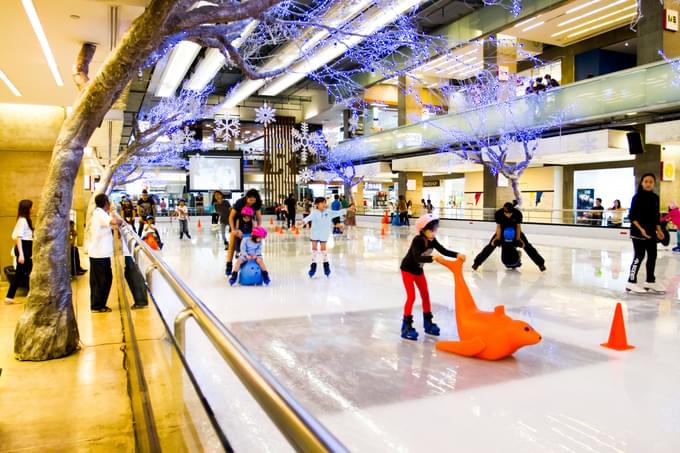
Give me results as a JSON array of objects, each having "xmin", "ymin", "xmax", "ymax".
[{"xmin": 399, "ymin": 214, "xmax": 464, "ymax": 340}]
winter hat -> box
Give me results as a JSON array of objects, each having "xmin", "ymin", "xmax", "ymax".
[
  {"xmin": 415, "ymin": 214, "xmax": 439, "ymax": 233},
  {"xmin": 241, "ymin": 206, "xmax": 254, "ymax": 216},
  {"xmin": 252, "ymin": 226, "xmax": 268, "ymax": 238}
]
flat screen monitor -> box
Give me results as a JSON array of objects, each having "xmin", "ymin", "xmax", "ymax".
[{"xmin": 189, "ymin": 155, "xmax": 243, "ymax": 192}]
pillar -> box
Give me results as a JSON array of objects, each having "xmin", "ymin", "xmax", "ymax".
[
  {"xmin": 638, "ymin": 0, "xmax": 680, "ymax": 63},
  {"xmin": 482, "ymin": 169, "xmax": 497, "ymax": 221},
  {"xmin": 397, "ymin": 171, "xmax": 423, "ymax": 215},
  {"xmin": 353, "ymin": 181, "xmax": 364, "ymax": 205},
  {"xmin": 397, "ymin": 76, "xmax": 422, "ymax": 126}
]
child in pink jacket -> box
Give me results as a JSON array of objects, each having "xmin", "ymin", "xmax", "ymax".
[{"xmin": 661, "ymin": 202, "xmax": 680, "ymax": 251}]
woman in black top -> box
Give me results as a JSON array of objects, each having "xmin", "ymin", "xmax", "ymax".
[
  {"xmin": 626, "ymin": 173, "xmax": 665, "ymax": 294},
  {"xmin": 399, "ymin": 214, "xmax": 464, "ymax": 341},
  {"xmin": 226, "ymin": 189, "xmax": 263, "ymax": 275}
]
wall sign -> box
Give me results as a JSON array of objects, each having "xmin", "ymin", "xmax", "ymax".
[
  {"xmin": 423, "ymin": 180, "xmax": 441, "ymax": 187},
  {"xmin": 665, "ymin": 9, "xmax": 678, "ymax": 31},
  {"xmin": 661, "ymin": 161, "xmax": 675, "ymax": 181},
  {"xmin": 406, "ymin": 179, "xmax": 417, "ymax": 191}
]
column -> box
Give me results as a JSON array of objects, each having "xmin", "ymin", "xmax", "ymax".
[
  {"xmin": 397, "ymin": 76, "xmax": 422, "ymax": 126},
  {"xmin": 397, "ymin": 171, "xmax": 423, "ymax": 215},
  {"xmin": 638, "ymin": 0, "xmax": 680, "ymax": 63},
  {"xmin": 482, "ymin": 169, "xmax": 497, "ymax": 221}
]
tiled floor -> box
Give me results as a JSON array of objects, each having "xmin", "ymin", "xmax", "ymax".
[{"xmin": 150, "ymin": 218, "xmax": 680, "ymax": 452}]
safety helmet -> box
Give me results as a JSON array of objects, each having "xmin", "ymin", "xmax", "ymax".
[
  {"xmin": 241, "ymin": 206, "xmax": 254, "ymax": 217},
  {"xmin": 415, "ymin": 213, "xmax": 439, "ymax": 233},
  {"xmin": 252, "ymin": 226, "xmax": 268, "ymax": 239}
]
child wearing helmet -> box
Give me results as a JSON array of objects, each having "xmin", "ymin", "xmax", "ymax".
[
  {"xmin": 229, "ymin": 206, "xmax": 254, "ymax": 265},
  {"xmin": 142, "ymin": 216, "xmax": 163, "ymax": 250},
  {"xmin": 399, "ymin": 213, "xmax": 464, "ymax": 341},
  {"xmin": 229, "ymin": 226, "xmax": 270, "ymax": 286},
  {"xmin": 300, "ymin": 197, "xmax": 346, "ymax": 277}
]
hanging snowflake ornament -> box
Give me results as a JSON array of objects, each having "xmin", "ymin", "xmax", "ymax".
[
  {"xmin": 214, "ymin": 117, "xmax": 241, "ymax": 140},
  {"xmin": 172, "ymin": 126, "xmax": 195, "ymax": 146},
  {"xmin": 292, "ymin": 122, "xmax": 318, "ymax": 164},
  {"xmin": 255, "ymin": 102, "xmax": 277, "ymax": 127},
  {"xmin": 348, "ymin": 111, "xmax": 360, "ymax": 133},
  {"xmin": 298, "ymin": 167, "xmax": 314, "ymax": 184}
]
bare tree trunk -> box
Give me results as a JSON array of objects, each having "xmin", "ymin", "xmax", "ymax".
[
  {"xmin": 510, "ymin": 177, "xmax": 522, "ymax": 207},
  {"xmin": 14, "ymin": 0, "xmax": 178, "ymax": 360}
]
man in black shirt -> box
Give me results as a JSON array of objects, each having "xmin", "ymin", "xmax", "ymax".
[
  {"xmin": 472, "ymin": 202, "xmax": 546, "ymax": 271},
  {"xmin": 136, "ymin": 190, "xmax": 156, "ymax": 237},
  {"xmin": 284, "ymin": 193, "xmax": 297, "ymax": 229},
  {"xmin": 591, "ymin": 197, "xmax": 604, "ymax": 226}
]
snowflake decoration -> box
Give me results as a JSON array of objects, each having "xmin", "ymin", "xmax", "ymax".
[
  {"xmin": 292, "ymin": 122, "xmax": 318, "ymax": 164},
  {"xmin": 298, "ymin": 167, "xmax": 314, "ymax": 184},
  {"xmin": 172, "ymin": 126, "xmax": 195, "ymax": 146},
  {"xmin": 348, "ymin": 111, "xmax": 360, "ymax": 133},
  {"xmin": 255, "ymin": 103, "xmax": 277, "ymax": 127},
  {"xmin": 214, "ymin": 117, "xmax": 240, "ymax": 140},
  {"xmin": 578, "ymin": 135, "xmax": 599, "ymax": 154}
]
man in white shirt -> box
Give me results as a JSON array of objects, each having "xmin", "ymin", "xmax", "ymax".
[{"xmin": 88, "ymin": 194, "xmax": 122, "ymax": 313}]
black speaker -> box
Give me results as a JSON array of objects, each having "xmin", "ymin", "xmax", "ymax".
[{"xmin": 627, "ymin": 131, "xmax": 645, "ymax": 155}]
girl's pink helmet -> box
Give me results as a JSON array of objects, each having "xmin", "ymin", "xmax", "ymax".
[
  {"xmin": 241, "ymin": 206, "xmax": 254, "ymax": 217},
  {"xmin": 252, "ymin": 226, "xmax": 267, "ymax": 238},
  {"xmin": 415, "ymin": 213, "xmax": 439, "ymax": 233}
]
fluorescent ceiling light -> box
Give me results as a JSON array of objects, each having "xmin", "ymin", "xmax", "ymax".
[
  {"xmin": 566, "ymin": 0, "xmax": 604, "ymax": 14},
  {"xmin": 260, "ymin": 0, "xmax": 425, "ymax": 96},
  {"xmin": 21, "ymin": 0, "xmax": 63, "ymax": 86},
  {"xmin": 558, "ymin": 0, "xmax": 628, "ymax": 27},
  {"xmin": 514, "ymin": 16, "xmax": 539, "ymax": 28},
  {"xmin": 155, "ymin": 41, "xmax": 201, "ymax": 97},
  {"xmin": 566, "ymin": 11, "xmax": 637, "ymax": 38},
  {"xmin": 222, "ymin": 79, "xmax": 266, "ymax": 109},
  {"xmin": 0, "ymin": 69, "xmax": 21, "ymax": 96},
  {"xmin": 554, "ymin": 3, "xmax": 635, "ymax": 36},
  {"xmin": 186, "ymin": 19, "xmax": 259, "ymax": 91},
  {"xmin": 522, "ymin": 21, "xmax": 545, "ymax": 32}
]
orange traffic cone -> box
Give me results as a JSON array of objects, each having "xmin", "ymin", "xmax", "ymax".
[
  {"xmin": 269, "ymin": 217, "xmax": 274, "ymax": 225},
  {"xmin": 197, "ymin": 219, "xmax": 202, "ymax": 230},
  {"xmin": 381, "ymin": 224, "xmax": 387, "ymax": 237},
  {"xmin": 601, "ymin": 303, "xmax": 635, "ymax": 351}
]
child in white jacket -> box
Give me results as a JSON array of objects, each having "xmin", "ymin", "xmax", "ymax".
[{"xmin": 300, "ymin": 197, "xmax": 346, "ymax": 277}]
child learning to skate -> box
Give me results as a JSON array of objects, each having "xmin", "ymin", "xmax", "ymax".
[
  {"xmin": 399, "ymin": 213, "xmax": 464, "ymax": 341},
  {"xmin": 142, "ymin": 216, "xmax": 163, "ymax": 250},
  {"xmin": 661, "ymin": 202, "xmax": 680, "ymax": 252},
  {"xmin": 300, "ymin": 197, "xmax": 346, "ymax": 277},
  {"xmin": 232, "ymin": 206, "xmax": 255, "ymax": 258},
  {"xmin": 229, "ymin": 226, "xmax": 270, "ymax": 286}
]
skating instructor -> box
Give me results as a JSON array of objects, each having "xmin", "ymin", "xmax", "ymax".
[
  {"xmin": 472, "ymin": 202, "xmax": 546, "ymax": 271},
  {"xmin": 226, "ymin": 189, "xmax": 263, "ymax": 276}
]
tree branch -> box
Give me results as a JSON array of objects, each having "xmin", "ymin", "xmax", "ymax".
[
  {"xmin": 174, "ymin": 0, "xmax": 281, "ymax": 31},
  {"xmin": 72, "ymin": 42, "xmax": 97, "ymax": 91}
]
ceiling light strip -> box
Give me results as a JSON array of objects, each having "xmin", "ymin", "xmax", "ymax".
[
  {"xmin": 155, "ymin": 41, "xmax": 201, "ymax": 97},
  {"xmin": 513, "ymin": 16, "xmax": 539, "ymax": 28},
  {"xmin": 566, "ymin": 11, "xmax": 637, "ymax": 38},
  {"xmin": 0, "ymin": 69, "xmax": 22, "ymax": 96},
  {"xmin": 566, "ymin": 0, "xmax": 604, "ymax": 14},
  {"xmin": 558, "ymin": 0, "xmax": 628, "ymax": 27},
  {"xmin": 21, "ymin": 0, "xmax": 63, "ymax": 86},
  {"xmin": 522, "ymin": 20, "xmax": 545, "ymax": 32},
  {"xmin": 553, "ymin": 3, "xmax": 636, "ymax": 37}
]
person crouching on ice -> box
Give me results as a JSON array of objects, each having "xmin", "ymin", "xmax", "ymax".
[
  {"xmin": 300, "ymin": 197, "xmax": 346, "ymax": 277},
  {"xmin": 229, "ymin": 226, "xmax": 270, "ymax": 286},
  {"xmin": 400, "ymin": 214, "xmax": 464, "ymax": 341}
]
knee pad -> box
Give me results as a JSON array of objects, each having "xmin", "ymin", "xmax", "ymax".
[{"xmin": 321, "ymin": 251, "xmax": 329, "ymax": 262}]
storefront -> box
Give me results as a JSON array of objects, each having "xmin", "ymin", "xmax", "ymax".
[{"xmin": 573, "ymin": 167, "xmax": 634, "ymax": 224}]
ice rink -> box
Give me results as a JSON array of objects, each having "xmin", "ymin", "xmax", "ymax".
[{"xmin": 151, "ymin": 217, "xmax": 680, "ymax": 452}]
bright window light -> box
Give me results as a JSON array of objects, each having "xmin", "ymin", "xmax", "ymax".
[
  {"xmin": 558, "ymin": 0, "xmax": 628, "ymax": 27},
  {"xmin": 0, "ymin": 69, "xmax": 22, "ymax": 96},
  {"xmin": 22, "ymin": 0, "xmax": 63, "ymax": 86}
]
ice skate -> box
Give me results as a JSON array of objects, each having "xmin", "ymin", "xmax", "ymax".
[
  {"xmin": 401, "ymin": 315, "xmax": 419, "ymax": 341},
  {"xmin": 423, "ymin": 312, "xmax": 440, "ymax": 336},
  {"xmin": 308, "ymin": 262, "xmax": 317, "ymax": 277},
  {"xmin": 323, "ymin": 261, "xmax": 331, "ymax": 277},
  {"xmin": 643, "ymin": 282, "xmax": 666, "ymax": 295},
  {"xmin": 625, "ymin": 282, "xmax": 647, "ymax": 294}
]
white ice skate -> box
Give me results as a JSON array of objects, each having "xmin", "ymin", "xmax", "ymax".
[
  {"xmin": 643, "ymin": 282, "xmax": 666, "ymax": 295},
  {"xmin": 625, "ymin": 282, "xmax": 648, "ymax": 294}
]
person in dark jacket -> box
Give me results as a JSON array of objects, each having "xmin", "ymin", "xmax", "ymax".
[
  {"xmin": 626, "ymin": 173, "xmax": 665, "ymax": 294},
  {"xmin": 399, "ymin": 214, "xmax": 464, "ymax": 341},
  {"xmin": 284, "ymin": 193, "xmax": 297, "ymax": 229}
]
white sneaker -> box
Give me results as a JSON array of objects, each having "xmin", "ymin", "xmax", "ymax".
[
  {"xmin": 625, "ymin": 282, "xmax": 648, "ymax": 294},
  {"xmin": 4, "ymin": 297, "xmax": 14, "ymax": 304},
  {"xmin": 643, "ymin": 282, "xmax": 666, "ymax": 294}
]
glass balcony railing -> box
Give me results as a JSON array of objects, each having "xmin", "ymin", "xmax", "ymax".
[{"xmin": 337, "ymin": 60, "xmax": 680, "ymax": 161}]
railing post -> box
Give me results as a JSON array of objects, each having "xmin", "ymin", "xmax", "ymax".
[
  {"xmin": 144, "ymin": 264, "xmax": 157, "ymax": 285},
  {"xmin": 174, "ymin": 308, "xmax": 194, "ymax": 353}
]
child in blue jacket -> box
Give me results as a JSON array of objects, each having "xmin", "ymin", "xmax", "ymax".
[
  {"xmin": 301, "ymin": 197, "xmax": 346, "ymax": 277},
  {"xmin": 229, "ymin": 226, "xmax": 270, "ymax": 286}
]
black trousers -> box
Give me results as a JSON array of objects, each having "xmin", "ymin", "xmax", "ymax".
[
  {"xmin": 628, "ymin": 238, "xmax": 657, "ymax": 283},
  {"xmin": 288, "ymin": 210, "xmax": 296, "ymax": 228},
  {"xmin": 474, "ymin": 232, "xmax": 545, "ymax": 268},
  {"xmin": 7, "ymin": 240, "xmax": 32, "ymax": 299},
  {"xmin": 70, "ymin": 246, "xmax": 84, "ymax": 276},
  {"xmin": 399, "ymin": 212, "xmax": 409, "ymax": 225},
  {"xmin": 89, "ymin": 257, "xmax": 113, "ymax": 310}
]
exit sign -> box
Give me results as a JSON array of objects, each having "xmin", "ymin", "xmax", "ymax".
[{"xmin": 665, "ymin": 9, "xmax": 678, "ymax": 31}]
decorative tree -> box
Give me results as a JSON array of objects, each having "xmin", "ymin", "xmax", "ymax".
[
  {"xmin": 308, "ymin": 138, "xmax": 367, "ymax": 202},
  {"xmin": 14, "ymin": 0, "xmax": 465, "ymax": 360},
  {"xmin": 434, "ymin": 68, "xmax": 566, "ymax": 206}
]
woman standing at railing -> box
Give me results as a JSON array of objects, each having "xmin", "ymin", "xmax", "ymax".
[
  {"xmin": 607, "ymin": 199, "xmax": 626, "ymax": 227},
  {"xmin": 626, "ymin": 174, "xmax": 665, "ymax": 294}
]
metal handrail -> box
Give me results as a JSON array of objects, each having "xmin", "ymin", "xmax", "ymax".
[{"xmin": 120, "ymin": 225, "xmax": 348, "ymax": 453}]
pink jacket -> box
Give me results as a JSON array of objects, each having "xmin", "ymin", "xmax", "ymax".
[{"xmin": 661, "ymin": 207, "xmax": 680, "ymax": 226}]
